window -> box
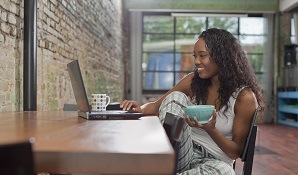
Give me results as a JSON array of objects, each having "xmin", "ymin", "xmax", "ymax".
[
  {"xmin": 291, "ymin": 17, "xmax": 296, "ymax": 43},
  {"xmin": 239, "ymin": 17, "xmax": 265, "ymax": 85},
  {"xmin": 142, "ymin": 13, "xmax": 266, "ymax": 91}
]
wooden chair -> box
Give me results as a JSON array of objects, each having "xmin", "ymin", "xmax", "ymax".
[
  {"xmin": 163, "ymin": 112, "xmax": 185, "ymax": 175},
  {"xmin": 234, "ymin": 109, "xmax": 259, "ymax": 175},
  {"xmin": 0, "ymin": 141, "xmax": 35, "ymax": 175}
]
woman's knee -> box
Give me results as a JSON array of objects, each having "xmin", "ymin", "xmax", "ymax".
[
  {"xmin": 158, "ymin": 91, "xmax": 189, "ymax": 122},
  {"xmin": 161, "ymin": 91, "xmax": 189, "ymax": 106}
]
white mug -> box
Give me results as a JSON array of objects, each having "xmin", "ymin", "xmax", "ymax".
[{"xmin": 91, "ymin": 94, "xmax": 111, "ymax": 111}]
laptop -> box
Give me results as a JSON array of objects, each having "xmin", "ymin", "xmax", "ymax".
[{"xmin": 67, "ymin": 60, "xmax": 142, "ymax": 120}]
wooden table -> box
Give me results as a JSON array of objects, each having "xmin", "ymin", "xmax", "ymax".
[{"xmin": 0, "ymin": 111, "xmax": 174, "ymax": 174}]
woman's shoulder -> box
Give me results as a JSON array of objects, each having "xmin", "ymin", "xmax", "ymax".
[
  {"xmin": 184, "ymin": 72, "xmax": 194, "ymax": 79},
  {"xmin": 177, "ymin": 72, "xmax": 194, "ymax": 84},
  {"xmin": 235, "ymin": 87, "xmax": 258, "ymax": 110},
  {"xmin": 172, "ymin": 72, "xmax": 194, "ymax": 95}
]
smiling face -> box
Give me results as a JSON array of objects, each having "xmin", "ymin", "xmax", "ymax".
[{"xmin": 193, "ymin": 38, "xmax": 219, "ymax": 79}]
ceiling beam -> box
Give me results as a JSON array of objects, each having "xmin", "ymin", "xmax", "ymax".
[{"xmin": 279, "ymin": 0, "xmax": 298, "ymax": 12}]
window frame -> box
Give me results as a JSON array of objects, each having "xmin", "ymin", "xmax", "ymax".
[{"xmin": 141, "ymin": 12, "xmax": 265, "ymax": 93}]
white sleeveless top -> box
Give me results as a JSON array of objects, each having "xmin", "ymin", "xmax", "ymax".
[{"xmin": 190, "ymin": 87, "xmax": 257, "ymax": 165}]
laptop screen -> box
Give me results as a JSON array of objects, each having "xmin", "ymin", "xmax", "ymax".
[{"xmin": 67, "ymin": 60, "xmax": 90, "ymax": 113}]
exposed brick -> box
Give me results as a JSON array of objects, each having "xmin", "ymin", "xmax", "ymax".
[
  {"xmin": 10, "ymin": 25, "xmax": 17, "ymax": 36},
  {"xmin": 19, "ymin": 7, "xmax": 24, "ymax": 19},
  {"xmin": 1, "ymin": 22, "xmax": 10, "ymax": 34},
  {"xmin": 0, "ymin": 94, "xmax": 5, "ymax": 105},
  {"xmin": 50, "ymin": 0, "xmax": 58, "ymax": 6},
  {"xmin": 38, "ymin": 39, "xmax": 45, "ymax": 48},
  {"xmin": 9, "ymin": 2, "xmax": 18, "ymax": 14},
  {"xmin": 62, "ymin": 0, "xmax": 67, "ymax": 8},
  {"xmin": 0, "ymin": 81, "xmax": 9, "ymax": 92},
  {"xmin": 0, "ymin": 33, "xmax": 4, "ymax": 42},
  {"xmin": 10, "ymin": 0, "xmax": 20, "ymax": 5},
  {"xmin": 1, "ymin": 0, "xmax": 126, "ymax": 112},
  {"xmin": 1, "ymin": 11, "xmax": 7, "ymax": 22},
  {"xmin": 8, "ymin": 13, "xmax": 17, "ymax": 25}
]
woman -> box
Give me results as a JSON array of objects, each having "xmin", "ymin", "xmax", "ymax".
[{"xmin": 121, "ymin": 28, "xmax": 265, "ymax": 174}]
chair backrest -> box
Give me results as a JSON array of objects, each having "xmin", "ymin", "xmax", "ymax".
[
  {"xmin": 240, "ymin": 109, "xmax": 258, "ymax": 161},
  {"xmin": 0, "ymin": 141, "xmax": 35, "ymax": 175},
  {"xmin": 239, "ymin": 109, "xmax": 259, "ymax": 175},
  {"xmin": 163, "ymin": 112, "xmax": 185, "ymax": 175},
  {"xmin": 241, "ymin": 125, "xmax": 258, "ymax": 175}
]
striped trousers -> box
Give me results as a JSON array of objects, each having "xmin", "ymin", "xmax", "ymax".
[{"xmin": 159, "ymin": 91, "xmax": 235, "ymax": 175}]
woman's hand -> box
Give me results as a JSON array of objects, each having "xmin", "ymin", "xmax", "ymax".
[
  {"xmin": 120, "ymin": 100, "xmax": 142, "ymax": 113},
  {"xmin": 185, "ymin": 109, "xmax": 217, "ymax": 133}
]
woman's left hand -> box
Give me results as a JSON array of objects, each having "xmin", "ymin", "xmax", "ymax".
[{"xmin": 185, "ymin": 109, "xmax": 217, "ymax": 133}]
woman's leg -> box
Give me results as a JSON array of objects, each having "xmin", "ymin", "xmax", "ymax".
[
  {"xmin": 158, "ymin": 92, "xmax": 234, "ymax": 175},
  {"xmin": 158, "ymin": 91, "xmax": 191, "ymax": 123},
  {"xmin": 158, "ymin": 91, "xmax": 193, "ymax": 173},
  {"xmin": 178, "ymin": 158, "xmax": 235, "ymax": 175},
  {"xmin": 178, "ymin": 142, "xmax": 235, "ymax": 175}
]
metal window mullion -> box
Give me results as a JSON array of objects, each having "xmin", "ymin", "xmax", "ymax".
[
  {"xmin": 173, "ymin": 16, "xmax": 177, "ymax": 87},
  {"xmin": 130, "ymin": 11, "xmax": 143, "ymax": 102}
]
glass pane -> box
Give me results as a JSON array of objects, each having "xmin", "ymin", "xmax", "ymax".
[
  {"xmin": 240, "ymin": 35, "xmax": 264, "ymax": 45},
  {"xmin": 240, "ymin": 17, "xmax": 265, "ymax": 35},
  {"xmin": 175, "ymin": 34, "xmax": 198, "ymax": 51},
  {"xmin": 175, "ymin": 52, "xmax": 194, "ymax": 71},
  {"xmin": 176, "ymin": 17, "xmax": 206, "ymax": 34},
  {"xmin": 255, "ymin": 74, "xmax": 264, "ymax": 89},
  {"xmin": 143, "ymin": 34, "xmax": 174, "ymax": 52},
  {"xmin": 142, "ymin": 53, "xmax": 189, "ymax": 71},
  {"xmin": 246, "ymin": 54, "xmax": 264, "ymax": 72},
  {"xmin": 142, "ymin": 53, "xmax": 174, "ymax": 71},
  {"xmin": 291, "ymin": 18, "xmax": 296, "ymax": 43},
  {"xmin": 291, "ymin": 18, "xmax": 295, "ymax": 36},
  {"xmin": 143, "ymin": 72, "xmax": 174, "ymax": 90},
  {"xmin": 291, "ymin": 36, "xmax": 296, "ymax": 44},
  {"xmin": 242, "ymin": 44, "xmax": 264, "ymax": 54},
  {"xmin": 143, "ymin": 16, "xmax": 173, "ymax": 33},
  {"xmin": 208, "ymin": 17, "xmax": 238, "ymax": 34},
  {"xmin": 234, "ymin": 34, "xmax": 240, "ymax": 41}
]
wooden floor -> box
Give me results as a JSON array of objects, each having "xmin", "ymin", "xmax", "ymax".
[{"xmin": 235, "ymin": 124, "xmax": 298, "ymax": 175}]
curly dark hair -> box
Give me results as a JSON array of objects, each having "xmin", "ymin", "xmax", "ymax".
[{"xmin": 190, "ymin": 28, "xmax": 265, "ymax": 114}]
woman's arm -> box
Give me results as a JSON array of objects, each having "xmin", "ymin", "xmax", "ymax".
[
  {"xmin": 185, "ymin": 88, "xmax": 257, "ymax": 159},
  {"xmin": 229, "ymin": 89, "xmax": 258, "ymax": 158},
  {"xmin": 121, "ymin": 73, "xmax": 194, "ymax": 116},
  {"xmin": 213, "ymin": 89, "xmax": 257, "ymax": 159}
]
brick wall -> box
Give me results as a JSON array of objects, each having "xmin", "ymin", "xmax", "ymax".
[
  {"xmin": 0, "ymin": 0, "xmax": 127, "ymax": 111},
  {"xmin": 0, "ymin": 0, "xmax": 23, "ymax": 112}
]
